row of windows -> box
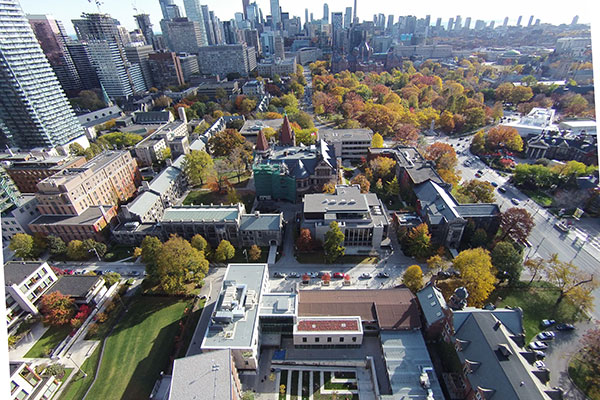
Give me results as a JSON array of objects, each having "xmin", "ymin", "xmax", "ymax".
[{"xmin": 301, "ymin": 336, "xmax": 357, "ymax": 343}]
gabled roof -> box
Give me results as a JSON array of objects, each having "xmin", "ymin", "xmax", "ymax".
[
  {"xmin": 280, "ymin": 115, "xmax": 295, "ymax": 146},
  {"xmin": 239, "ymin": 213, "xmax": 282, "ymax": 231},
  {"xmin": 416, "ymin": 283, "xmax": 447, "ymax": 327}
]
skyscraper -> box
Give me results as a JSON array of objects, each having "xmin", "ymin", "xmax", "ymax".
[
  {"xmin": 454, "ymin": 15, "xmax": 462, "ymax": 30},
  {"xmin": 0, "ymin": 0, "xmax": 84, "ymax": 149},
  {"xmin": 344, "ymin": 7, "xmax": 352, "ymax": 29},
  {"xmin": 323, "ymin": 3, "xmax": 329, "ymax": 22},
  {"xmin": 464, "ymin": 17, "xmax": 471, "ymax": 30},
  {"xmin": 305, "ymin": 8, "xmax": 309, "ymax": 26},
  {"xmin": 27, "ymin": 15, "xmax": 82, "ymax": 95},
  {"xmin": 159, "ymin": 0, "xmax": 174, "ymax": 20},
  {"xmin": 270, "ymin": 0, "xmax": 281, "ymax": 29},
  {"xmin": 242, "ymin": 0, "xmax": 249, "ymax": 19},
  {"xmin": 571, "ymin": 16, "xmax": 579, "ymax": 25},
  {"xmin": 387, "ymin": 15, "xmax": 394, "ymax": 32},
  {"xmin": 134, "ymin": 14, "xmax": 155, "ymax": 47},
  {"xmin": 527, "ymin": 15, "xmax": 534, "ymax": 27},
  {"xmin": 331, "ymin": 12, "xmax": 343, "ymax": 50},
  {"xmin": 503, "ymin": 17, "xmax": 508, "ymax": 27},
  {"xmin": 182, "ymin": 0, "xmax": 209, "ymax": 45},
  {"xmin": 517, "ymin": 15, "xmax": 522, "ymax": 26},
  {"xmin": 353, "ymin": 0, "xmax": 357, "ymax": 25}
]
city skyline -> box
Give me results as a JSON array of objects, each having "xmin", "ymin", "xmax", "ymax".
[{"xmin": 20, "ymin": 0, "xmax": 593, "ymax": 35}]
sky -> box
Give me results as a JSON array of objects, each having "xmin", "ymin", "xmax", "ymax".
[{"xmin": 19, "ymin": 0, "xmax": 594, "ymax": 35}]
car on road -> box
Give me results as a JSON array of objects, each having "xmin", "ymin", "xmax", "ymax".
[
  {"xmin": 541, "ymin": 319, "xmax": 556, "ymax": 328},
  {"xmin": 273, "ymin": 272, "xmax": 285, "ymax": 279},
  {"xmin": 63, "ymin": 269, "xmax": 74, "ymax": 275},
  {"xmin": 333, "ymin": 272, "xmax": 345, "ymax": 279},
  {"xmin": 529, "ymin": 341, "xmax": 549, "ymax": 350},
  {"xmin": 556, "ymin": 323, "xmax": 575, "ymax": 331},
  {"xmin": 534, "ymin": 360, "xmax": 547, "ymax": 370},
  {"xmin": 533, "ymin": 350, "xmax": 546, "ymax": 359},
  {"xmin": 498, "ymin": 186, "xmax": 507, "ymax": 193},
  {"xmin": 359, "ymin": 273, "xmax": 372, "ymax": 279},
  {"xmin": 130, "ymin": 271, "xmax": 140, "ymax": 277},
  {"xmin": 286, "ymin": 272, "xmax": 300, "ymax": 279},
  {"xmin": 490, "ymin": 181, "xmax": 499, "ymax": 187},
  {"xmin": 511, "ymin": 198, "xmax": 520, "ymax": 205},
  {"xmin": 554, "ymin": 221, "xmax": 570, "ymax": 233},
  {"xmin": 537, "ymin": 331, "xmax": 556, "ymax": 341},
  {"xmin": 376, "ymin": 272, "xmax": 390, "ymax": 279},
  {"xmin": 475, "ymin": 172, "xmax": 482, "ymax": 178}
]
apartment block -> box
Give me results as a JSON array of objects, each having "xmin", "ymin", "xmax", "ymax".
[
  {"xmin": 318, "ymin": 128, "xmax": 372, "ymax": 160},
  {"xmin": 5, "ymin": 155, "xmax": 87, "ymax": 193},
  {"xmin": 10, "ymin": 361, "xmax": 60, "ymax": 400},
  {"xmin": 257, "ymin": 57, "xmax": 297, "ymax": 77},
  {"xmin": 148, "ymin": 51, "xmax": 185, "ymax": 89},
  {"xmin": 197, "ymin": 44, "xmax": 255, "ymax": 76}
]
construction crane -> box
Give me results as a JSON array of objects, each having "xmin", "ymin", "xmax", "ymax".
[{"xmin": 87, "ymin": 0, "xmax": 103, "ymax": 12}]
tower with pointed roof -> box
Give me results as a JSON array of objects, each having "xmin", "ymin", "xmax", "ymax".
[
  {"xmin": 280, "ymin": 114, "xmax": 296, "ymax": 146},
  {"xmin": 255, "ymin": 128, "xmax": 270, "ymax": 157}
]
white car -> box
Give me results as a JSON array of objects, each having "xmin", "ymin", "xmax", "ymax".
[
  {"xmin": 534, "ymin": 360, "xmax": 547, "ymax": 370},
  {"xmin": 305, "ymin": 272, "xmax": 318, "ymax": 278}
]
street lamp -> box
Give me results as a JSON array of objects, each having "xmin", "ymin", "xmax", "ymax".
[
  {"xmin": 67, "ymin": 353, "xmax": 87, "ymax": 378},
  {"xmin": 88, "ymin": 247, "xmax": 101, "ymax": 261},
  {"xmin": 243, "ymin": 249, "xmax": 248, "ymax": 262}
]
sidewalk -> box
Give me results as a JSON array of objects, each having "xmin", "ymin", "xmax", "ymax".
[{"xmin": 9, "ymin": 323, "xmax": 49, "ymax": 360}]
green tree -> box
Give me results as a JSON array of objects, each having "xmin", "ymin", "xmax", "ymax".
[
  {"xmin": 386, "ymin": 176, "xmax": 400, "ymax": 198},
  {"xmin": 141, "ymin": 236, "xmax": 163, "ymax": 280},
  {"xmin": 324, "ymin": 221, "xmax": 345, "ymax": 263},
  {"xmin": 182, "ymin": 150, "xmax": 214, "ymax": 187},
  {"xmin": 369, "ymin": 157, "xmax": 397, "ymax": 181},
  {"xmin": 69, "ymin": 143, "xmax": 85, "ymax": 157},
  {"xmin": 47, "ymin": 235, "xmax": 67, "ymax": 256},
  {"xmin": 491, "ymin": 241, "xmax": 523, "ymax": 284},
  {"xmin": 102, "ymin": 272, "xmax": 121, "ymax": 288},
  {"xmin": 470, "ymin": 130, "xmax": 486, "ymax": 154},
  {"xmin": 227, "ymin": 186, "xmax": 241, "ymax": 204},
  {"xmin": 405, "ymin": 224, "xmax": 432, "ymax": 259},
  {"xmin": 214, "ymin": 240, "xmax": 235, "ymax": 263},
  {"xmin": 452, "ymin": 248, "xmax": 496, "ymax": 307},
  {"xmin": 455, "ymin": 180, "xmax": 495, "ymax": 203},
  {"xmin": 403, "ymin": 265, "xmax": 424, "ymax": 293},
  {"xmin": 9, "ymin": 233, "xmax": 34, "ymax": 259},
  {"xmin": 66, "ymin": 240, "xmax": 88, "ymax": 261},
  {"xmin": 248, "ymin": 245, "xmax": 262, "ymax": 261},
  {"xmin": 371, "ymin": 133, "xmax": 384, "ymax": 148},
  {"xmin": 191, "ymin": 234, "xmax": 208, "ymax": 252},
  {"xmin": 82, "ymin": 239, "xmax": 107, "ymax": 259},
  {"xmin": 156, "ymin": 235, "xmax": 209, "ymax": 294}
]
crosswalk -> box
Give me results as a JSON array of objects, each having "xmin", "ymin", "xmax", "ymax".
[{"xmin": 571, "ymin": 227, "xmax": 600, "ymax": 251}]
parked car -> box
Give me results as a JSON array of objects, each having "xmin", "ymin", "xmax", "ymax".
[
  {"xmin": 376, "ymin": 272, "xmax": 390, "ymax": 279},
  {"xmin": 305, "ymin": 272, "xmax": 318, "ymax": 278},
  {"xmin": 556, "ymin": 323, "xmax": 575, "ymax": 331},
  {"xmin": 490, "ymin": 182, "xmax": 499, "ymax": 187},
  {"xmin": 317, "ymin": 271, "xmax": 326, "ymax": 278},
  {"xmin": 511, "ymin": 198, "xmax": 520, "ymax": 205},
  {"xmin": 498, "ymin": 187, "xmax": 507, "ymax": 193},
  {"xmin": 333, "ymin": 272, "xmax": 345, "ymax": 279},
  {"xmin": 537, "ymin": 331, "xmax": 556, "ymax": 341},
  {"xmin": 533, "ymin": 350, "xmax": 546, "ymax": 359},
  {"xmin": 63, "ymin": 269, "xmax": 74, "ymax": 275},
  {"xmin": 541, "ymin": 319, "xmax": 556, "ymax": 327},
  {"xmin": 529, "ymin": 341, "xmax": 548, "ymax": 350},
  {"xmin": 475, "ymin": 172, "xmax": 482, "ymax": 178},
  {"xmin": 534, "ymin": 360, "xmax": 547, "ymax": 370},
  {"xmin": 359, "ymin": 273, "xmax": 372, "ymax": 279},
  {"xmin": 286, "ymin": 272, "xmax": 299, "ymax": 279},
  {"xmin": 273, "ymin": 272, "xmax": 285, "ymax": 279},
  {"xmin": 130, "ymin": 271, "xmax": 140, "ymax": 277}
]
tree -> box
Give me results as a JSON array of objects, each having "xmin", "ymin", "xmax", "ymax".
[
  {"xmin": 386, "ymin": 176, "xmax": 400, "ymax": 198},
  {"xmin": 47, "ymin": 235, "xmax": 67, "ymax": 256},
  {"xmin": 510, "ymin": 85, "xmax": 534, "ymax": 104},
  {"xmin": 405, "ymin": 224, "xmax": 432, "ymax": 259},
  {"xmin": 495, "ymin": 82, "xmax": 514, "ymax": 103},
  {"xmin": 499, "ymin": 207, "xmax": 534, "ymax": 243},
  {"xmin": 69, "ymin": 143, "xmax": 85, "ymax": 157},
  {"xmin": 248, "ymin": 245, "xmax": 262, "ymax": 261},
  {"xmin": 182, "ymin": 151, "xmax": 214, "ymax": 187},
  {"xmin": 371, "ymin": 133, "xmax": 384, "ymax": 148},
  {"xmin": 403, "ymin": 265, "xmax": 424, "ymax": 293},
  {"xmin": 577, "ymin": 325, "xmax": 600, "ymax": 391},
  {"xmin": 66, "ymin": 240, "xmax": 88, "ymax": 261},
  {"xmin": 191, "ymin": 234, "xmax": 208, "ymax": 252},
  {"xmin": 262, "ymin": 127, "xmax": 278, "ymax": 142},
  {"xmin": 322, "ymin": 182, "xmax": 336, "ymax": 194},
  {"xmin": 455, "ymin": 180, "xmax": 496, "ymax": 203},
  {"xmin": 470, "ymin": 228, "xmax": 489, "ymax": 248},
  {"xmin": 427, "ymin": 255, "xmax": 448, "ymax": 273},
  {"xmin": 154, "ymin": 95, "xmax": 173, "ymax": 109},
  {"xmin": 369, "ymin": 157, "xmax": 397, "ymax": 181},
  {"xmin": 40, "ymin": 291, "xmax": 76, "ymax": 326},
  {"xmin": 425, "ymin": 143, "xmax": 457, "ymax": 171},
  {"xmin": 393, "ymin": 124, "xmax": 419, "ymax": 146},
  {"xmin": 210, "ymin": 159, "xmax": 233, "ymax": 193},
  {"xmin": 214, "ymin": 240, "xmax": 235, "ymax": 263},
  {"xmin": 141, "ymin": 236, "xmax": 163, "ymax": 280},
  {"xmin": 350, "ymin": 174, "xmax": 370, "ymax": 193},
  {"xmin": 102, "ymin": 272, "xmax": 121, "ymax": 288},
  {"xmin": 486, "ymin": 126, "xmax": 523, "ymax": 152},
  {"xmin": 491, "ymin": 241, "xmax": 523, "ymax": 284},
  {"xmin": 227, "ymin": 187, "xmax": 241, "ymax": 204},
  {"xmin": 324, "ymin": 221, "xmax": 345, "ymax": 263},
  {"xmin": 439, "ymin": 110, "xmax": 455, "ymax": 133},
  {"xmin": 470, "ymin": 130, "xmax": 486, "ymax": 154},
  {"xmin": 71, "ymin": 90, "xmax": 105, "ymax": 111},
  {"xmin": 228, "ymin": 146, "xmax": 251, "ymax": 182},
  {"xmin": 9, "ymin": 233, "xmax": 34, "ymax": 259},
  {"xmin": 156, "ymin": 235, "xmax": 209, "ymax": 294},
  {"xmin": 296, "ymin": 229, "xmax": 314, "ymax": 252},
  {"xmin": 544, "ymin": 254, "xmax": 598, "ymax": 312},
  {"xmin": 452, "ymin": 248, "xmax": 496, "ymax": 307},
  {"xmin": 82, "ymin": 239, "xmax": 106, "ymax": 259},
  {"xmin": 208, "ymin": 129, "xmax": 248, "ymax": 157}
]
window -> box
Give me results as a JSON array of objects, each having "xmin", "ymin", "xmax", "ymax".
[
  {"xmin": 315, "ymin": 337, "xmax": 320, "ymax": 343},
  {"xmin": 16, "ymin": 390, "xmax": 28, "ymax": 400},
  {"xmin": 11, "ymin": 381, "xmax": 18, "ymax": 394},
  {"xmin": 327, "ymin": 337, "xmax": 332, "ymax": 342},
  {"xmin": 339, "ymin": 337, "xmax": 344, "ymax": 342},
  {"xmin": 302, "ymin": 337, "xmax": 307, "ymax": 343},
  {"xmin": 352, "ymin": 337, "xmax": 357, "ymax": 342}
]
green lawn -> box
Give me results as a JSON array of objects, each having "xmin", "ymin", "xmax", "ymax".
[
  {"xmin": 295, "ymin": 252, "xmax": 378, "ymax": 264},
  {"xmin": 84, "ymin": 297, "xmax": 189, "ymax": 400},
  {"xmin": 227, "ymin": 247, "xmax": 270, "ymax": 264},
  {"xmin": 569, "ymin": 353, "xmax": 600, "ymax": 400},
  {"xmin": 58, "ymin": 345, "xmax": 101, "ymax": 400},
  {"xmin": 183, "ymin": 190, "xmax": 255, "ymax": 212},
  {"xmin": 24, "ymin": 325, "xmax": 71, "ymax": 358},
  {"xmin": 104, "ymin": 244, "xmax": 135, "ymax": 262},
  {"xmin": 522, "ymin": 189, "xmax": 553, "ymax": 207},
  {"xmin": 489, "ymin": 282, "xmax": 580, "ymax": 342}
]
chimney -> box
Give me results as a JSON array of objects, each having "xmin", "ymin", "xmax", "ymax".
[{"xmin": 178, "ymin": 106, "xmax": 188, "ymax": 124}]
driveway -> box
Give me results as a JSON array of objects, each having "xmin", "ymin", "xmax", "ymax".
[{"xmin": 544, "ymin": 321, "xmax": 594, "ymax": 399}]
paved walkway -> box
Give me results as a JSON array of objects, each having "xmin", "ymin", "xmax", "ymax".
[{"xmin": 9, "ymin": 322, "xmax": 48, "ymax": 359}]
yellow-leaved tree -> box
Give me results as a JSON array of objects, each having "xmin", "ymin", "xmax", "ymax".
[{"xmin": 452, "ymin": 248, "xmax": 496, "ymax": 307}]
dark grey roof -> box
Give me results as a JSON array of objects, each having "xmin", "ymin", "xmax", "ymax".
[
  {"xmin": 46, "ymin": 275, "xmax": 101, "ymax": 299},
  {"xmin": 453, "ymin": 311, "xmax": 549, "ymax": 400},
  {"xmin": 258, "ymin": 140, "xmax": 335, "ymax": 179},
  {"xmin": 77, "ymin": 105, "xmax": 122, "ymax": 128},
  {"xmin": 4, "ymin": 261, "xmax": 48, "ymax": 286},
  {"xmin": 454, "ymin": 204, "xmax": 500, "ymax": 217},
  {"xmin": 416, "ymin": 284, "xmax": 447, "ymax": 327},
  {"xmin": 370, "ymin": 146, "xmax": 444, "ymax": 185},
  {"xmin": 169, "ymin": 349, "xmax": 233, "ymax": 400},
  {"xmin": 134, "ymin": 111, "xmax": 172, "ymax": 124},
  {"xmin": 30, "ymin": 206, "xmax": 111, "ymax": 226}
]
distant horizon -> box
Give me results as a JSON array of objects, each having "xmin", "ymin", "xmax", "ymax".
[{"xmin": 19, "ymin": 0, "xmax": 592, "ymax": 36}]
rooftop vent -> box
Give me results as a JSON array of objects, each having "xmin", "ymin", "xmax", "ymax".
[{"xmin": 341, "ymin": 323, "xmax": 347, "ymax": 328}]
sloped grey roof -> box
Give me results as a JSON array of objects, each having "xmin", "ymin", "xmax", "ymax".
[
  {"xmin": 454, "ymin": 204, "xmax": 500, "ymax": 217},
  {"xmin": 453, "ymin": 311, "xmax": 549, "ymax": 400},
  {"xmin": 240, "ymin": 214, "xmax": 282, "ymax": 231},
  {"xmin": 4, "ymin": 261, "xmax": 47, "ymax": 286},
  {"xmin": 77, "ymin": 105, "xmax": 122, "ymax": 128},
  {"xmin": 134, "ymin": 111, "xmax": 171, "ymax": 124},
  {"xmin": 126, "ymin": 191, "xmax": 161, "ymax": 217},
  {"xmin": 47, "ymin": 276, "xmax": 101, "ymax": 299},
  {"xmin": 162, "ymin": 206, "xmax": 240, "ymax": 222},
  {"xmin": 148, "ymin": 167, "xmax": 181, "ymax": 195},
  {"xmin": 416, "ymin": 284, "xmax": 447, "ymax": 327}
]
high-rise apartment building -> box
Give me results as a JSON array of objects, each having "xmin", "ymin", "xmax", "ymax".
[
  {"xmin": 270, "ymin": 0, "xmax": 281, "ymax": 29},
  {"xmin": 182, "ymin": 0, "xmax": 208, "ymax": 45},
  {"xmin": 464, "ymin": 17, "xmax": 471, "ymax": 30},
  {"xmin": 65, "ymin": 41, "xmax": 101, "ymax": 90},
  {"xmin": 200, "ymin": 5, "xmax": 216, "ymax": 45},
  {"xmin": 0, "ymin": 0, "xmax": 84, "ymax": 150},
  {"xmin": 503, "ymin": 16, "xmax": 509, "ymax": 27},
  {"xmin": 344, "ymin": 7, "xmax": 352, "ymax": 29},
  {"xmin": 197, "ymin": 44, "xmax": 255, "ymax": 76},
  {"xmin": 247, "ymin": 3, "xmax": 260, "ymax": 28},
  {"xmin": 331, "ymin": 12, "xmax": 343, "ymax": 50},
  {"xmin": 161, "ymin": 18, "xmax": 207, "ymax": 53},
  {"xmin": 134, "ymin": 14, "xmax": 155, "ymax": 47},
  {"xmin": 242, "ymin": 0, "xmax": 249, "ymax": 19},
  {"xmin": 323, "ymin": 4, "xmax": 329, "ymax": 23},
  {"xmin": 125, "ymin": 44, "xmax": 154, "ymax": 89},
  {"xmin": 27, "ymin": 15, "xmax": 82, "ymax": 95},
  {"xmin": 159, "ymin": 0, "xmax": 175, "ymax": 20},
  {"xmin": 148, "ymin": 52, "xmax": 184, "ymax": 88}
]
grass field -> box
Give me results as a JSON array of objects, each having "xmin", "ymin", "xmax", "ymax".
[
  {"xmin": 24, "ymin": 325, "xmax": 71, "ymax": 358},
  {"xmin": 227, "ymin": 246, "xmax": 270, "ymax": 264},
  {"xmin": 83, "ymin": 297, "xmax": 189, "ymax": 400},
  {"xmin": 569, "ymin": 353, "xmax": 600, "ymax": 400},
  {"xmin": 59, "ymin": 345, "xmax": 101, "ymax": 400},
  {"xmin": 489, "ymin": 282, "xmax": 580, "ymax": 342},
  {"xmin": 522, "ymin": 189, "xmax": 553, "ymax": 208}
]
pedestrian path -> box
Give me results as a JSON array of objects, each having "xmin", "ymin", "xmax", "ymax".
[{"xmin": 267, "ymin": 244, "xmax": 277, "ymax": 265}]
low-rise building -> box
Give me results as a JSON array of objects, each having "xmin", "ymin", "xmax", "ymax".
[
  {"xmin": 10, "ymin": 361, "xmax": 61, "ymax": 400},
  {"xmin": 134, "ymin": 137, "xmax": 168, "ymax": 167},
  {"xmin": 239, "ymin": 118, "xmax": 283, "ymax": 141},
  {"xmin": 1, "ymin": 195, "xmax": 40, "ymax": 244},
  {"xmin": 558, "ymin": 119, "xmax": 597, "ymax": 136},
  {"xmin": 134, "ymin": 111, "xmax": 174, "ymax": 125},
  {"xmin": 302, "ymin": 185, "xmax": 390, "ymax": 251},
  {"xmin": 76, "ymin": 105, "xmax": 124, "ymax": 140},
  {"xmin": 242, "ymin": 80, "xmax": 265, "ymax": 97},
  {"xmin": 4, "ymin": 261, "xmax": 57, "ymax": 332},
  {"xmin": 296, "ymin": 47, "xmax": 322, "ymax": 65},
  {"xmin": 257, "ymin": 57, "xmax": 297, "ymax": 77},
  {"xmin": 46, "ymin": 275, "xmax": 107, "ymax": 305},
  {"xmin": 501, "ymin": 107, "xmax": 557, "ymax": 137},
  {"xmin": 293, "ymin": 316, "xmax": 363, "ymax": 347},
  {"xmin": 526, "ymin": 132, "xmax": 598, "ymax": 165},
  {"xmin": 318, "ymin": 128, "xmax": 372, "ymax": 160},
  {"xmin": 195, "ymin": 81, "xmax": 241, "ymax": 98}
]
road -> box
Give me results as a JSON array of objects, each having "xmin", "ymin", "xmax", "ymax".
[{"xmin": 58, "ymin": 261, "xmax": 145, "ymax": 277}]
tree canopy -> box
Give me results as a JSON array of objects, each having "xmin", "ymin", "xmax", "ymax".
[
  {"xmin": 403, "ymin": 265, "xmax": 424, "ymax": 293},
  {"xmin": 453, "ymin": 248, "xmax": 496, "ymax": 307},
  {"xmin": 324, "ymin": 221, "xmax": 345, "ymax": 263},
  {"xmin": 155, "ymin": 235, "xmax": 209, "ymax": 294}
]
